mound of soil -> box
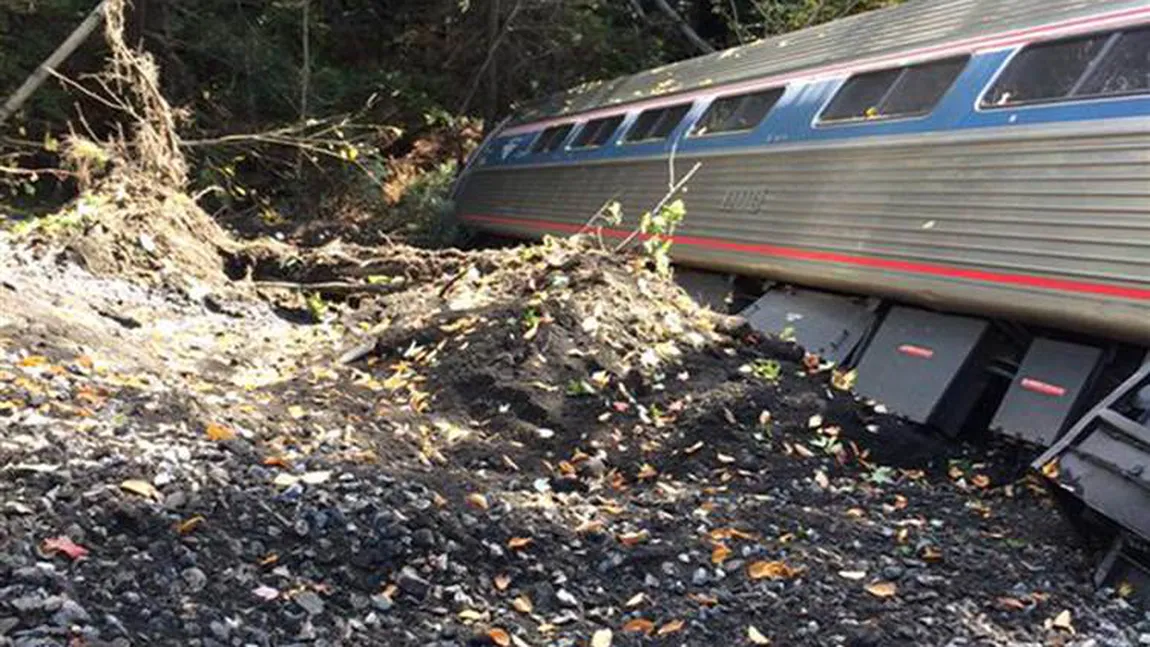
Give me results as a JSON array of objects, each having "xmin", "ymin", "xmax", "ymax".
[{"xmin": 0, "ymin": 233, "xmax": 1144, "ymax": 647}]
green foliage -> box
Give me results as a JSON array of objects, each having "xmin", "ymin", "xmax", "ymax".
[
  {"xmin": 389, "ymin": 160, "xmax": 460, "ymax": 247},
  {"xmin": 640, "ymin": 198, "xmax": 687, "ymax": 276},
  {"xmin": 748, "ymin": 358, "xmax": 782, "ymax": 383}
]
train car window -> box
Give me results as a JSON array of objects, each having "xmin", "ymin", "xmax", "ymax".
[
  {"xmin": 691, "ymin": 88, "xmax": 784, "ymax": 136},
  {"xmin": 571, "ymin": 115, "xmax": 625, "ymax": 148},
  {"xmin": 821, "ymin": 68, "xmax": 903, "ymax": 122},
  {"xmin": 1076, "ymin": 27, "xmax": 1150, "ymax": 98},
  {"xmin": 531, "ymin": 124, "xmax": 574, "ymax": 153},
  {"xmin": 881, "ymin": 57, "xmax": 969, "ymax": 117},
  {"xmin": 624, "ymin": 103, "xmax": 692, "ymax": 142},
  {"xmin": 821, "ymin": 56, "xmax": 967, "ymax": 123},
  {"xmin": 982, "ymin": 33, "xmax": 1112, "ymax": 107}
]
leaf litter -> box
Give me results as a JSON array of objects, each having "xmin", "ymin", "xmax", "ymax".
[{"xmin": 0, "ymin": 232, "xmax": 1142, "ymax": 645}]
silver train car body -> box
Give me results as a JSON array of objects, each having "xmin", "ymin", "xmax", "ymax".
[
  {"xmin": 455, "ymin": 0, "xmax": 1150, "ymax": 344},
  {"xmin": 454, "ymin": 0, "xmax": 1150, "ymax": 582}
]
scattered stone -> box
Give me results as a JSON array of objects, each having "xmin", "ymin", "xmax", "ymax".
[{"xmin": 295, "ymin": 591, "xmax": 325, "ymax": 616}]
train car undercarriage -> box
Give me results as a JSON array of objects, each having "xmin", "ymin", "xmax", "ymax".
[{"xmin": 677, "ymin": 269, "xmax": 1150, "ymax": 598}]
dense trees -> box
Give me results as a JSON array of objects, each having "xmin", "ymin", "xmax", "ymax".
[{"xmin": 0, "ymin": 1, "xmax": 897, "ymax": 220}]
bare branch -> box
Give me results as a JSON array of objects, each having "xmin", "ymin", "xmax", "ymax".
[{"xmin": 650, "ymin": 0, "xmax": 715, "ymax": 54}]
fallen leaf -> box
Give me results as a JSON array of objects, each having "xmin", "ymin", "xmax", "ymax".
[
  {"xmin": 488, "ymin": 628, "xmax": 512, "ymax": 647},
  {"xmin": 177, "ymin": 516, "xmax": 205, "ymax": 535},
  {"xmin": 301, "ymin": 471, "xmax": 332, "ymax": 485},
  {"xmin": 996, "ymin": 596, "xmax": 1027, "ymax": 611},
  {"xmin": 747, "ymin": 561, "xmax": 802, "ymax": 580},
  {"xmin": 971, "ymin": 474, "xmax": 991, "ymax": 489},
  {"xmin": 622, "ymin": 619, "xmax": 655, "ymax": 634},
  {"xmin": 808, "ymin": 414, "xmax": 823, "ymax": 429},
  {"xmin": 893, "ymin": 494, "xmax": 908, "ymax": 510},
  {"xmin": 865, "ymin": 581, "xmax": 898, "ymax": 598},
  {"xmin": 507, "ymin": 537, "xmax": 534, "ymax": 550},
  {"xmin": 838, "ymin": 570, "xmax": 867, "ymax": 581},
  {"xmin": 458, "ymin": 609, "xmax": 486, "ymax": 622},
  {"xmin": 711, "ymin": 543, "xmax": 732, "ymax": 565},
  {"xmin": 748, "ymin": 625, "xmax": 771, "ymax": 645},
  {"xmin": 716, "ymin": 453, "xmax": 736, "ymax": 464},
  {"xmin": 1041, "ymin": 460, "xmax": 1060, "ymax": 479},
  {"xmin": 287, "ymin": 405, "xmax": 306, "ymax": 419},
  {"xmin": 656, "ymin": 619, "xmax": 684, "ymax": 636},
  {"xmin": 41, "ymin": 536, "xmax": 88, "ymax": 560},
  {"xmin": 467, "ymin": 493, "xmax": 490, "ymax": 511},
  {"xmin": 618, "ymin": 530, "xmax": 649, "ymax": 546},
  {"xmin": 273, "ymin": 473, "xmax": 300, "ymax": 488},
  {"xmin": 1049, "ymin": 609, "xmax": 1074, "ymax": 633},
  {"xmin": 624, "ymin": 592, "xmax": 645, "ymax": 607},
  {"xmin": 205, "ymin": 422, "xmax": 236, "ymax": 441},
  {"xmin": 512, "ymin": 595, "xmax": 533, "ymax": 614},
  {"xmin": 591, "ymin": 628, "xmax": 613, "ymax": 647},
  {"xmin": 120, "ymin": 479, "xmax": 160, "ymax": 500},
  {"xmin": 814, "ymin": 470, "xmax": 830, "ymax": 489},
  {"xmin": 493, "ymin": 574, "xmax": 511, "ymax": 592},
  {"xmin": 921, "ymin": 545, "xmax": 943, "ymax": 562},
  {"xmin": 18, "ymin": 356, "xmax": 48, "ymax": 368}
]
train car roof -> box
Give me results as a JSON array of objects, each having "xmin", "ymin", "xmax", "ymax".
[{"xmin": 510, "ymin": 0, "xmax": 1150, "ymax": 127}]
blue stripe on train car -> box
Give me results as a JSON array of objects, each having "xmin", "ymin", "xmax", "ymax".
[{"xmin": 479, "ymin": 48, "xmax": 1150, "ymax": 170}]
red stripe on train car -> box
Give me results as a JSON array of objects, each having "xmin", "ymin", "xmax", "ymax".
[
  {"xmin": 897, "ymin": 344, "xmax": 935, "ymax": 360},
  {"xmin": 460, "ymin": 214, "xmax": 1150, "ymax": 302},
  {"xmin": 1020, "ymin": 378, "xmax": 1068, "ymax": 398}
]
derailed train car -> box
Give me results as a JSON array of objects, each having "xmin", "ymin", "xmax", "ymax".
[{"xmin": 453, "ymin": 0, "xmax": 1150, "ymax": 586}]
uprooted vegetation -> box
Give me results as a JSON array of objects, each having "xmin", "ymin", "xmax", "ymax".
[{"xmin": 0, "ymin": 2, "xmax": 1146, "ymax": 645}]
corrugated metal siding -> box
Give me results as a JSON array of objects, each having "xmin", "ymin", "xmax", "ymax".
[
  {"xmin": 514, "ymin": 0, "xmax": 1147, "ymax": 123},
  {"xmin": 457, "ymin": 122, "xmax": 1150, "ymax": 342}
]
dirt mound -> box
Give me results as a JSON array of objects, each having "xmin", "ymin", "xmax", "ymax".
[{"xmin": 0, "ymin": 231, "xmax": 1144, "ymax": 646}]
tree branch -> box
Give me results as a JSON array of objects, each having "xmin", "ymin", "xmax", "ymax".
[{"xmin": 650, "ymin": 0, "xmax": 715, "ymax": 54}]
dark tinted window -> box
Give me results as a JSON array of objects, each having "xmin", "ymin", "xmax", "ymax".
[
  {"xmin": 571, "ymin": 115, "xmax": 625, "ymax": 148},
  {"xmin": 882, "ymin": 57, "xmax": 969, "ymax": 117},
  {"xmin": 1077, "ymin": 27, "xmax": 1150, "ymax": 98},
  {"xmin": 531, "ymin": 124, "xmax": 574, "ymax": 153},
  {"xmin": 983, "ymin": 33, "xmax": 1112, "ymax": 107},
  {"xmin": 821, "ymin": 68, "xmax": 903, "ymax": 121},
  {"xmin": 692, "ymin": 88, "xmax": 784, "ymax": 136},
  {"xmin": 821, "ymin": 56, "xmax": 967, "ymax": 123},
  {"xmin": 624, "ymin": 103, "xmax": 692, "ymax": 142}
]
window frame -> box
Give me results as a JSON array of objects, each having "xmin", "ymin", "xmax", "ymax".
[
  {"xmin": 816, "ymin": 55, "xmax": 971, "ymax": 127},
  {"xmin": 978, "ymin": 27, "xmax": 1150, "ymax": 111},
  {"xmin": 688, "ymin": 86, "xmax": 786, "ymax": 139},
  {"xmin": 622, "ymin": 103, "xmax": 694, "ymax": 144},
  {"xmin": 530, "ymin": 123, "xmax": 575, "ymax": 154},
  {"xmin": 569, "ymin": 115, "xmax": 625, "ymax": 149}
]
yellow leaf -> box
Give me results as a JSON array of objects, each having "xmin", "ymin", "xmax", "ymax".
[
  {"xmin": 507, "ymin": 537, "xmax": 533, "ymax": 550},
  {"xmin": 864, "ymin": 581, "xmax": 898, "ymax": 598},
  {"xmin": 637, "ymin": 463, "xmax": 658, "ymax": 480},
  {"xmin": 512, "ymin": 595, "xmax": 533, "ymax": 614},
  {"xmin": 624, "ymin": 592, "xmax": 645, "ymax": 607},
  {"xmin": 1041, "ymin": 460, "xmax": 1060, "ymax": 479},
  {"xmin": 1050, "ymin": 609, "xmax": 1074, "ymax": 633},
  {"xmin": 711, "ymin": 543, "xmax": 732, "ymax": 565},
  {"xmin": 120, "ymin": 479, "xmax": 160, "ymax": 500},
  {"xmin": 488, "ymin": 628, "xmax": 511, "ymax": 647},
  {"xmin": 467, "ymin": 493, "xmax": 490, "ymax": 511},
  {"xmin": 747, "ymin": 561, "xmax": 802, "ymax": 580},
  {"xmin": 205, "ymin": 422, "xmax": 235, "ymax": 441},
  {"xmin": 494, "ymin": 574, "xmax": 511, "ymax": 591},
  {"xmin": 288, "ymin": 405, "xmax": 306, "ymax": 420},
  {"xmin": 748, "ymin": 625, "xmax": 770, "ymax": 645},
  {"xmin": 18, "ymin": 356, "xmax": 49, "ymax": 368},
  {"xmin": 177, "ymin": 516, "xmax": 205, "ymax": 535},
  {"xmin": 622, "ymin": 619, "xmax": 654, "ymax": 634},
  {"xmin": 656, "ymin": 619, "xmax": 684, "ymax": 636},
  {"xmin": 591, "ymin": 628, "xmax": 613, "ymax": 647},
  {"xmin": 458, "ymin": 609, "xmax": 485, "ymax": 622}
]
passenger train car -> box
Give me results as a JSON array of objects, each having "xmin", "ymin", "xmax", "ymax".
[{"xmin": 453, "ymin": 0, "xmax": 1150, "ymax": 585}]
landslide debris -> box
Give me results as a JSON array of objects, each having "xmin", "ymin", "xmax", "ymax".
[{"xmin": 0, "ymin": 231, "xmax": 1145, "ymax": 647}]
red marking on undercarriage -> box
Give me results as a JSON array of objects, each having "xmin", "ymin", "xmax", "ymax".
[
  {"xmin": 898, "ymin": 344, "xmax": 936, "ymax": 360},
  {"xmin": 1020, "ymin": 378, "xmax": 1068, "ymax": 398}
]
